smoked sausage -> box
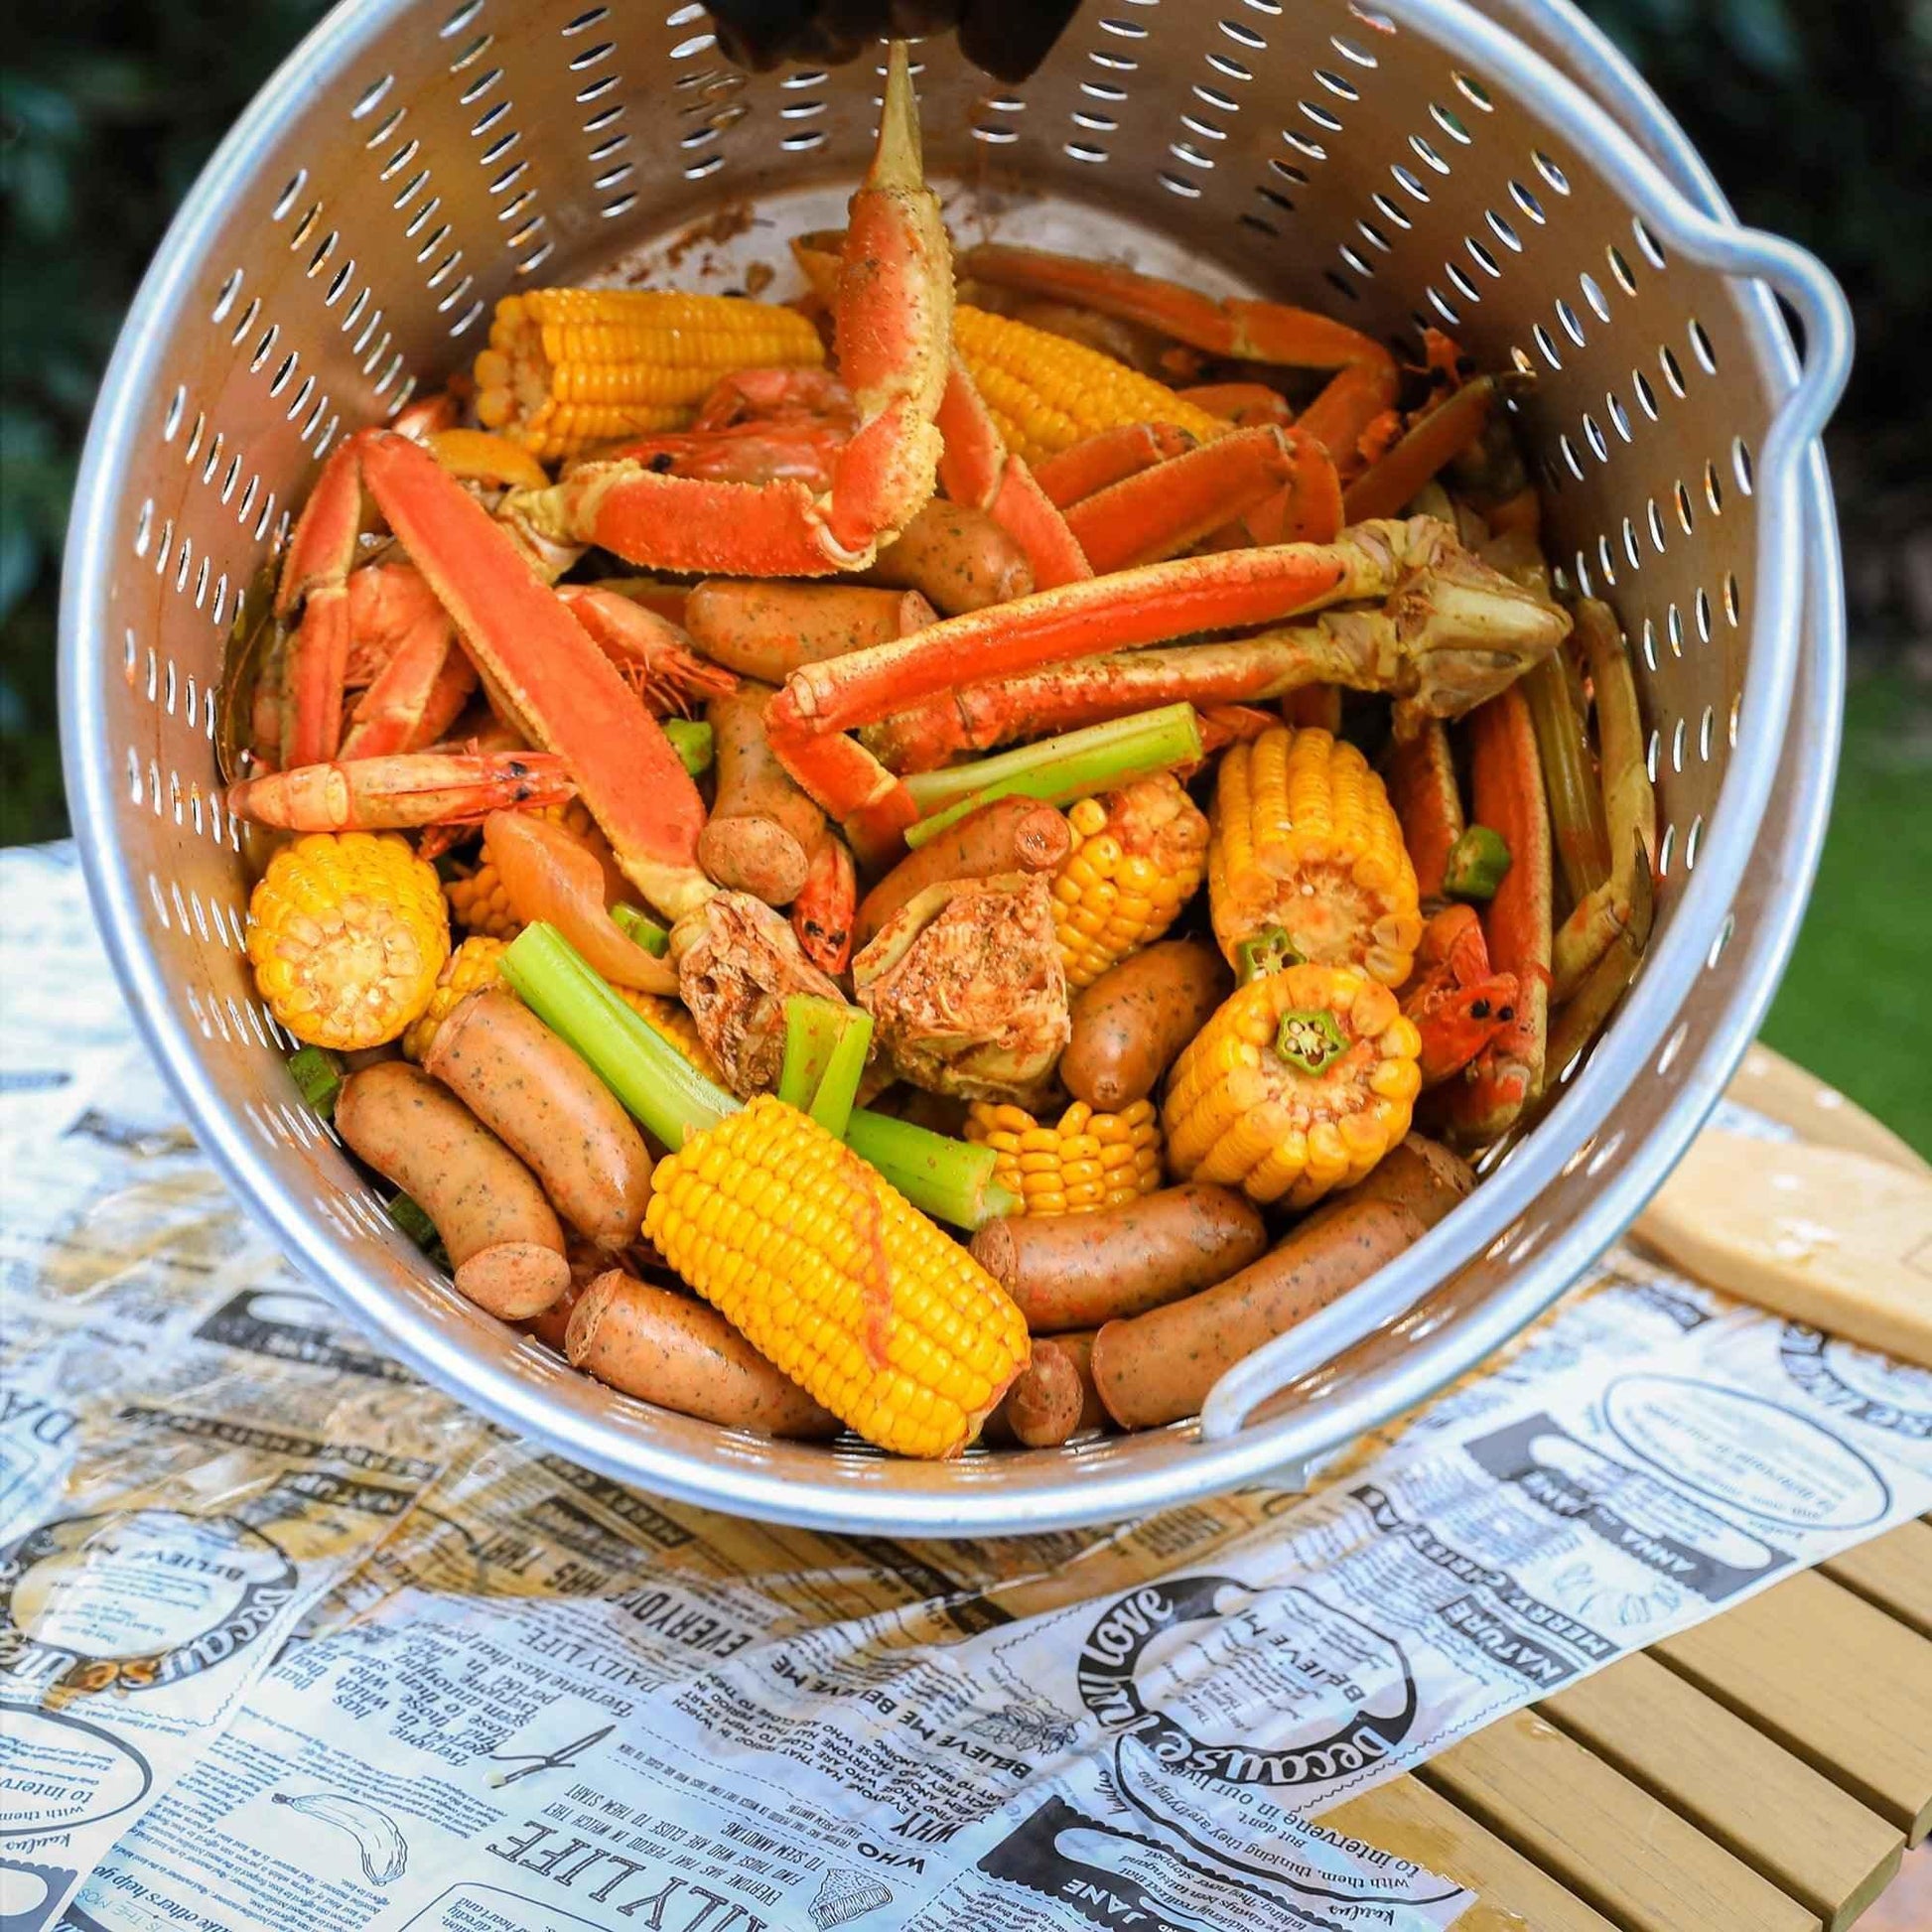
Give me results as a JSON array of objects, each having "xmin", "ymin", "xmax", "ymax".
[
  {"xmin": 336, "ymin": 1062, "xmax": 570, "ymax": 1319},
  {"xmin": 1060, "ymin": 938, "xmax": 1230, "ymax": 1111}
]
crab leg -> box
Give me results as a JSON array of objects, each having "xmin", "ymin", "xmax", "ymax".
[
  {"xmin": 1177, "ymin": 381, "xmax": 1295, "ymax": 426},
  {"xmin": 501, "ymin": 44, "xmax": 947, "ymax": 578},
  {"xmin": 1064, "ymin": 426, "xmax": 1321, "ymax": 574},
  {"xmin": 1034, "ymin": 423, "xmax": 1197, "ymax": 508},
  {"xmin": 859, "ymin": 539, "xmax": 1566, "ymax": 769},
  {"xmin": 227, "ymin": 750, "xmax": 573, "ymax": 831},
  {"xmin": 1342, "ymin": 376, "xmax": 1503, "ymax": 524},
  {"xmin": 355, "ymin": 429, "xmax": 712, "ymax": 916},
  {"xmin": 1438, "ymin": 684, "xmax": 1551, "ymax": 1143},
  {"xmin": 961, "ymin": 241, "xmax": 1400, "ymax": 472},
  {"xmin": 936, "ymin": 356, "xmax": 1090, "ymax": 590},
  {"xmin": 275, "ymin": 438, "xmax": 367, "ymax": 767},
  {"xmin": 337, "ymin": 562, "xmax": 476, "ymax": 759},
  {"xmin": 1551, "ymin": 600, "xmax": 1657, "ymax": 1001},
  {"xmin": 1385, "ymin": 718, "xmax": 1462, "ymax": 900}
]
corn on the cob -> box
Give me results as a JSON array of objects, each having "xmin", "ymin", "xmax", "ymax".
[
  {"xmin": 473, "ymin": 290, "xmax": 827, "ymax": 463},
  {"xmin": 966, "ymin": 1098, "xmax": 1162, "ymax": 1216},
  {"xmin": 1208, "ymin": 727, "xmax": 1422, "ymax": 987},
  {"xmin": 402, "ymin": 935, "xmax": 506, "ymax": 1062},
  {"xmin": 248, "ymin": 833, "xmax": 449, "ymax": 1051},
  {"xmin": 613, "ymin": 988, "xmax": 728, "ymax": 1088},
  {"xmin": 1164, "ymin": 963, "xmax": 1421, "ymax": 1207},
  {"xmin": 644, "ymin": 1094, "xmax": 1030, "ymax": 1456},
  {"xmin": 1051, "ymin": 773, "xmax": 1209, "ymax": 989},
  {"xmin": 954, "ymin": 305, "xmax": 1227, "ymax": 466},
  {"xmin": 444, "ymin": 800, "xmax": 603, "ymax": 941}
]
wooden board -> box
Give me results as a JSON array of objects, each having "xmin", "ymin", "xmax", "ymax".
[
  {"xmin": 1303, "ymin": 1056, "xmax": 1929, "ymax": 1931},
  {"xmin": 1653, "ymin": 1571, "xmax": 1932, "ymax": 1846},
  {"xmin": 1539, "ymin": 1652, "xmax": 1903, "ymax": 1931},
  {"xmin": 1417, "ymin": 1708, "xmax": 1821, "ymax": 1932},
  {"xmin": 1821, "ymin": 1521, "xmax": 1932, "ymax": 1640},
  {"xmin": 1316, "ymin": 1774, "xmax": 1620, "ymax": 1932}
]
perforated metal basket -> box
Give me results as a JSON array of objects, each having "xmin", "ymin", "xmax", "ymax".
[{"xmin": 61, "ymin": 0, "xmax": 1851, "ymax": 1533}]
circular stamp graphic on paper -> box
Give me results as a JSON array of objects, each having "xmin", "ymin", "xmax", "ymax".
[
  {"xmin": 1778, "ymin": 1326, "xmax": 1932, "ymax": 1440},
  {"xmin": 1076, "ymin": 1575, "xmax": 1417, "ymax": 1789},
  {"xmin": 0, "ymin": 1508, "xmax": 296, "ymax": 1694}
]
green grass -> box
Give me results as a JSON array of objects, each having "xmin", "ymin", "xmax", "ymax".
[{"xmin": 1759, "ymin": 669, "xmax": 1932, "ymax": 1154}]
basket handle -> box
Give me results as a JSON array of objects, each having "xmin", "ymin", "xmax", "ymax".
[{"xmin": 1195, "ymin": 0, "xmax": 1853, "ymax": 1449}]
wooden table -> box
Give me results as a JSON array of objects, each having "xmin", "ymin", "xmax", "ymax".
[{"xmin": 1316, "ymin": 1052, "xmax": 1932, "ymax": 1932}]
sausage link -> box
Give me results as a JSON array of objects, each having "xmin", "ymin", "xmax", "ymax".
[
  {"xmin": 970, "ymin": 1183, "xmax": 1267, "ymax": 1332},
  {"xmin": 986, "ymin": 1331, "xmax": 1106, "ymax": 1448},
  {"xmin": 867, "ymin": 501, "xmax": 1033, "ymax": 614},
  {"xmin": 698, "ymin": 681, "xmax": 826, "ymax": 904},
  {"xmin": 1090, "ymin": 1138, "xmax": 1473, "ymax": 1429},
  {"xmin": 1061, "ymin": 938, "xmax": 1230, "ymax": 1111},
  {"xmin": 565, "ymin": 1271, "xmax": 842, "ymax": 1438},
  {"xmin": 684, "ymin": 582, "xmax": 933, "ymax": 683},
  {"xmin": 425, "ymin": 990, "xmax": 653, "ymax": 1251},
  {"xmin": 335, "ymin": 1062, "xmax": 569, "ymax": 1319},
  {"xmin": 854, "ymin": 797, "xmax": 1071, "ymax": 948}
]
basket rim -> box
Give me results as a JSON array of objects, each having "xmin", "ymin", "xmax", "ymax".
[{"xmin": 58, "ymin": 0, "xmax": 1847, "ymax": 1532}]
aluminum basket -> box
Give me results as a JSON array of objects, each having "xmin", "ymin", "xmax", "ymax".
[{"xmin": 61, "ymin": 0, "xmax": 1851, "ymax": 1533}]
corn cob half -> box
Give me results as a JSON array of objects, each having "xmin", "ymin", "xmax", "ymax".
[
  {"xmin": 1051, "ymin": 773, "xmax": 1210, "ymax": 989},
  {"xmin": 1208, "ymin": 727, "xmax": 1422, "ymax": 987},
  {"xmin": 966, "ymin": 1098, "xmax": 1163, "ymax": 1216},
  {"xmin": 1163, "ymin": 963, "xmax": 1421, "ymax": 1207},
  {"xmin": 644, "ymin": 1094, "xmax": 1030, "ymax": 1456},
  {"xmin": 248, "ymin": 833, "xmax": 449, "ymax": 1050},
  {"xmin": 473, "ymin": 289, "xmax": 827, "ymax": 463},
  {"xmin": 954, "ymin": 305, "xmax": 1227, "ymax": 466},
  {"xmin": 402, "ymin": 934, "xmax": 506, "ymax": 1061}
]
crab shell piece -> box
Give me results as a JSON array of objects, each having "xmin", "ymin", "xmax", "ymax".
[{"xmin": 853, "ymin": 874, "xmax": 1071, "ymax": 1103}]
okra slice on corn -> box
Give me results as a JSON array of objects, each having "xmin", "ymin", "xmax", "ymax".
[
  {"xmin": 1208, "ymin": 726, "xmax": 1422, "ymax": 987},
  {"xmin": 966, "ymin": 1098, "xmax": 1163, "ymax": 1217},
  {"xmin": 473, "ymin": 289, "xmax": 827, "ymax": 463},
  {"xmin": 1163, "ymin": 962, "xmax": 1422, "ymax": 1207},
  {"xmin": 1051, "ymin": 772, "xmax": 1210, "ymax": 990},
  {"xmin": 248, "ymin": 833, "xmax": 449, "ymax": 1051}
]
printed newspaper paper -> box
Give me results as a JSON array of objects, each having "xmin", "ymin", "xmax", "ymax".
[{"xmin": 0, "ymin": 845, "xmax": 1925, "ymax": 1932}]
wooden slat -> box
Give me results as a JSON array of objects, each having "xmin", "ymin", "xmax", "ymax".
[
  {"xmin": 1317, "ymin": 1773, "xmax": 1619, "ymax": 1932},
  {"xmin": 1654, "ymin": 1571, "xmax": 1932, "ymax": 1845},
  {"xmin": 1725, "ymin": 1045, "xmax": 1930, "ymax": 1175},
  {"xmin": 1540, "ymin": 1652, "xmax": 1902, "ymax": 1931},
  {"xmin": 1418, "ymin": 1707, "xmax": 1820, "ymax": 1932},
  {"xmin": 1821, "ymin": 1523, "xmax": 1932, "ymax": 1640}
]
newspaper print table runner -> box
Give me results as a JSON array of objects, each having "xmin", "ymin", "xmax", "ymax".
[{"xmin": 2, "ymin": 843, "xmax": 1927, "ymax": 1932}]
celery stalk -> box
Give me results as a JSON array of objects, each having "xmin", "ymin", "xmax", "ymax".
[
  {"xmin": 901, "ymin": 703, "xmax": 1203, "ymax": 850},
  {"xmin": 845, "ymin": 1110, "xmax": 1020, "ymax": 1229},
  {"xmin": 777, "ymin": 997, "xmax": 873, "ymax": 1139},
  {"xmin": 288, "ymin": 1045, "xmax": 344, "ymax": 1119},
  {"xmin": 499, "ymin": 922, "xmax": 732, "ymax": 1145},
  {"xmin": 501, "ymin": 924, "xmax": 998, "ymax": 1225}
]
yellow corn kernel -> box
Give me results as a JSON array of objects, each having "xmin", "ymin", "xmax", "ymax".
[
  {"xmin": 402, "ymin": 934, "xmax": 507, "ymax": 1062},
  {"xmin": 966, "ymin": 1097, "xmax": 1163, "ymax": 1216},
  {"xmin": 645, "ymin": 1095, "xmax": 1029, "ymax": 1457},
  {"xmin": 1208, "ymin": 726, "xmax": 1422, "ymax": 987},
  {"xmin": 614, "ymin": 988, "xmax": 728, "ymax": 1089},
  {"xmin": 443, "ymin": 799, "xmax": 601, "ymax": 942},
  {"xmin": 1162, "ymin": 962, "xmax": 1420, "ymax": 1208},
  {"xmin": 953, "ymin": 306, "xmax": 1227, "ymax": 464},
  {"xmin": 1051, "ymin": 772, "xmax": 1209, "ymax": 989},
  {"xmin": 474, "ymin": 289, "xmax": 827, "ymax": 463},
  {"xmin": 248, "ymin": 833, "xmax": 449, "ymax": 1051}
]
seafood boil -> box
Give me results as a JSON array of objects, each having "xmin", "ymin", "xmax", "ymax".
[{"xmin": 224, "ymin": 45, "xmax": 1657, "ymax": 1458}]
